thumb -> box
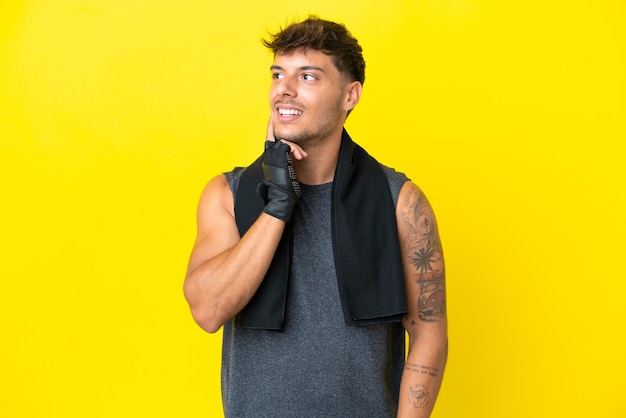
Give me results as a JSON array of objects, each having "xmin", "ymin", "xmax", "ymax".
[{"xmin": 266, "ymin": 117, "xmax": 276, "ymax": 142}]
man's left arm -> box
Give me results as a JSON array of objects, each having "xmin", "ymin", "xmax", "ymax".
[{"xmin": 396, "ymin": 181, "xmax": 448, "ymax": 418}]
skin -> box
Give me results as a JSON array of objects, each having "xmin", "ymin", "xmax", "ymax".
[
  {"xmin": 183, "ymin": 49, "xmax": 447, "ymax": 417},
  {"xmin": 269, "ymin": 49, "xmax": 362, "ymax": 184},
  {"xmin": 396, "ymin": 182, "xmax": 448, "ymax": 418}
]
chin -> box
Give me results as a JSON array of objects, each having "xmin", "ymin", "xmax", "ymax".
[{"xmin": 275, "ymin": 129, "xmax": 303, "ymax": 143}]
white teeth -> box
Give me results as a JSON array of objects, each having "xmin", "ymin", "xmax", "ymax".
[{"xmin": 279, "ymin": 109, "xmax": 303, "ymax": 116}]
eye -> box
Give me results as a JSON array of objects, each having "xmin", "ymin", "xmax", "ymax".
[
  {"xmin": 302, "ymin": 73, "xmax": 317, "ymax": 81},
  {"xmin": 272, "ymin": 72, "xmax": 284, "ymax": 80}
]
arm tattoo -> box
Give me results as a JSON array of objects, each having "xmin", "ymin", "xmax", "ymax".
[
  {"xmin": 401, "ymin": 187, "xmax": 441, "ymax": 253},
  {"xmin": 401, "ymin": 188, "xmax": 446, "ymax": 322},
  {"xmin": 404, "ymin": 362, "xmax": 440, "ymax": 409},
  {"xmin": 404, "ymin": 362, "xmax": 441, "ymax": 378},
  {"xmin": 409, "ymin": 385, "xmax": 431, "ymax": 409}
]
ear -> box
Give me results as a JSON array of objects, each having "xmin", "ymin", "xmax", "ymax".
[{"xmin": 343, "ymin": 81, "xmax": 363, "ymax": 112}]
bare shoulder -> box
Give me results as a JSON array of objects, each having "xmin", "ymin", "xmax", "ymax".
[
  {"xmin": 197, "ymin": 174, "xmax": 235, "ymax": 223},
  {"xmin": 187, "ymin": 174, "xmax": 240, "ymax": 275},
  {"xmin": 396, "ymin": 181, "xmax": 442, "ymax": 254}
]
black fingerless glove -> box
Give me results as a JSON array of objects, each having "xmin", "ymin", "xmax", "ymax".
[{"xmin": 257, "ymin": 141, "xmax": 301, "ymax": 222}]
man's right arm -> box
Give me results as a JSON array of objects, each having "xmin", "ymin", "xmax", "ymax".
[{"xmin": 183, "ymin": 174, "xmax": 287, "ymax": 333}]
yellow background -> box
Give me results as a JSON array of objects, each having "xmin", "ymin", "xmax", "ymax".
[{"xmin": 1, "ymin": 0, "xmax": 624, "ymax": 417}]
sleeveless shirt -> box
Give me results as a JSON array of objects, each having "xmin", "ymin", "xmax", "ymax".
[{"xmin": 222, "ymin": 166, "xmax": 408, "ymax": 418}]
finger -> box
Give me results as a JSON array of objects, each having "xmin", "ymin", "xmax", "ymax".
[
  {"xmin": 279, "ymin": 139, "xmax": 308, "ymax": 160},
  {"xmin": 266, "ymin": 117, "xmax": 276, "ymax": 142},
  {"xmin": 280, "ymin": 139, "xmax": 307, "ymax": 160},
  {"xmin": 291, "ymin": 149, "xmax": 305, "ymax": 160}
]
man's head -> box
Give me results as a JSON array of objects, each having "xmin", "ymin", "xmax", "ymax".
[
  {"xmin": 264, "ymin": 17, "xmax": 365, "ymax": 147},
  {"xmin": 262, "ymin": 16, "xmax": 365, "ymax": 86}
]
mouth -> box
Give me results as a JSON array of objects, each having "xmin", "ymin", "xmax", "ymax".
[{"xmin": 278, "ymin": 108, "xmax": 303, "ymax": 117}]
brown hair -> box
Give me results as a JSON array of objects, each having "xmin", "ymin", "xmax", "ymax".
[{"xmin": 262, "ymin": 16, "xmax": 366, "ymax": 85}]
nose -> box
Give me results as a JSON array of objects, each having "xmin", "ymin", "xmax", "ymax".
[{"xmin": 275, "ymin": 75, "xmax": 296, "ymax": 97}]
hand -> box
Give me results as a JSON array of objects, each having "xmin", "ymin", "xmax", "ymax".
[
  {"xmin": 265, "ymin": 117, "xmax": 308, "ymax": 161},
  {"xmin": 258, "ymin": 118, "xmax": 304, "ymax": 222}
]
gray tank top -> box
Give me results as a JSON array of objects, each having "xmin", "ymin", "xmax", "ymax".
[{"xmin": 222, "ymin": 166, "xmax": 408, "ymax": 418}]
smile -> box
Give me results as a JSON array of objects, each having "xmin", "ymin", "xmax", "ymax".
[{"xmin": 278, "ymin": 108, "xmax": 303, "ymax": 116}]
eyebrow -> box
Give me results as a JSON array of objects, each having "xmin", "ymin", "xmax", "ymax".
[{"xmin": 270, "ymin": 65, "xmax": 325, "ymax": 72}]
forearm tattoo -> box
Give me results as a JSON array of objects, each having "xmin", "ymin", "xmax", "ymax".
[
  {"xmin": 401, "ymin": 187, "xmax": 446, "ymax": 322},
  {"xmin": 404, "ymin": 362, "xmax": 440, "ymax": 409},
  {"xmin": 409, "ymin": 385, "xmax": 431, "ymax": 409}
]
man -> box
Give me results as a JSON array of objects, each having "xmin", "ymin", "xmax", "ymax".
[{"xmin": 184, "ymin": 16, "xmax": 447, "ymax": 417}]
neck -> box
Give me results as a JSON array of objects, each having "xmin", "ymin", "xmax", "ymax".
[{"xmin": 292, "ymin": 129, "xmax": 343, "ymax": 185}]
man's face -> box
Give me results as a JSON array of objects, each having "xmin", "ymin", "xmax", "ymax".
[{"xmin": 269, "ymin": 49, "xmax": 351, "ymax": 148}]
